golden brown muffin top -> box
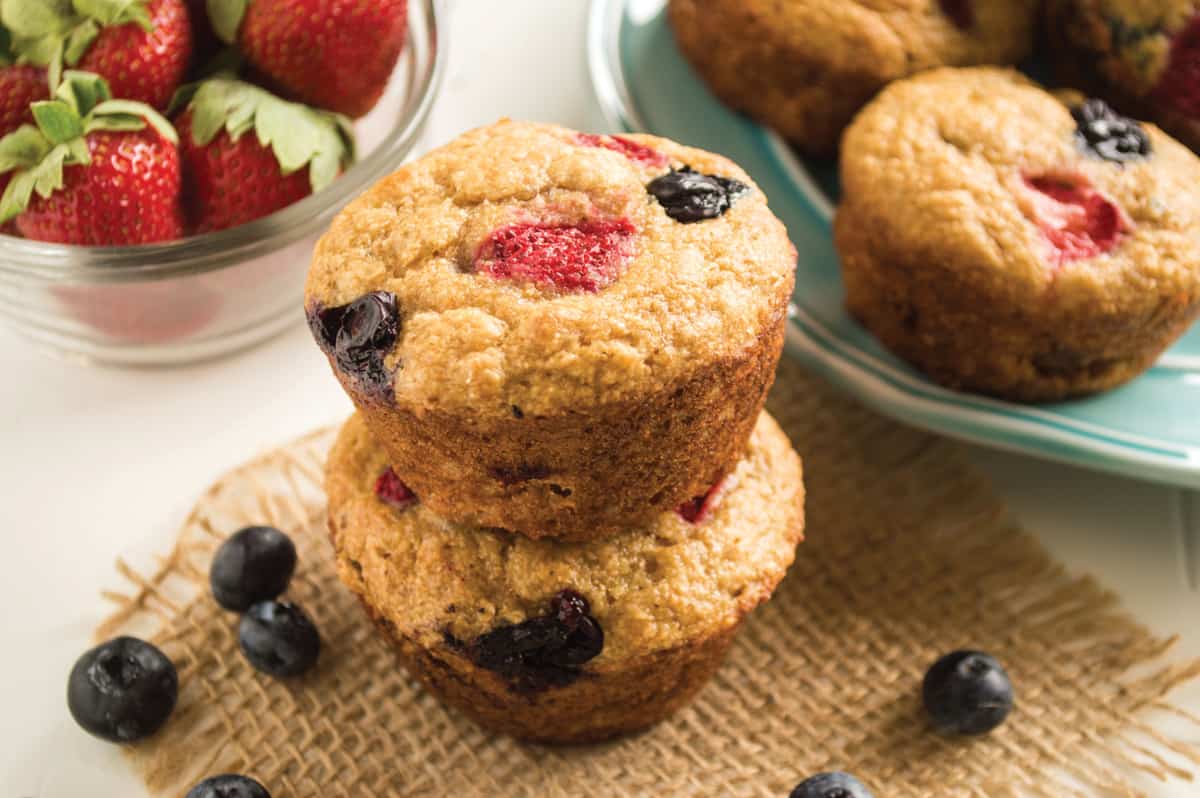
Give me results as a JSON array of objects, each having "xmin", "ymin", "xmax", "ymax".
[
  {"xmin": 325, "ymin": 411, "xmax": 804, "ymax": 667},
  {"xmin": 305, "ymin": 120, "xmax": 795, "ymax": 417},
  {"xmin": 683, "ymin": 0, "xmax": 1037, "ymax": 80},
  {"xmin": 839, "ymin": 67, "xmax": 1200, "ymax": 315}
]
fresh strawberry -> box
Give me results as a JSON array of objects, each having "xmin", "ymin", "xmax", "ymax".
[
  {"xmin": 171, "ymin": 77, "xmax": 355, "ymax": 232},
  {"xmin": 0, "ymin": 42, "xmax": 49, "ymax": 235},
  {"xmin": 0, "ymin": 71, "xmax": 183, "ymax": 245},
  {"xmin": 1, "ymin": 0, "xmax": 191, "ymax": 110},
  {"xmin": 208, "ymin": 0, "xmax": 408, "ymax": 118}
]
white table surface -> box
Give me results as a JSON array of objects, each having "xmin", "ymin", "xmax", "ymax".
[{"xmin": 2, "ymin": 2, "xmax": 1197, "ymax": 795}]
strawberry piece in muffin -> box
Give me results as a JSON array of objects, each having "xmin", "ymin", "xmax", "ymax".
[
  {"xmin": 374, "ymin": 467, "xmax": 416, "ymax": 510},
  {"xmin": 474, "ymin": 218, "xmax": 637, "ymax": 293},
  {"xmin": 575, "ymin": 133, "xmax": 668, "ymax": 167},
  {"xmin": 1020, "ymin": 175, "xmax": 1127, "ymax": 265}
]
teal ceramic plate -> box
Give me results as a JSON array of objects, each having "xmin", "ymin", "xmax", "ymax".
[{"xmin": 587, "ymin": 0, "xmax": 1200, "ymax": 489}]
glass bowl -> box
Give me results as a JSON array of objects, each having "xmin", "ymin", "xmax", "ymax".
[{"xmin": 0, "ymin": 0, "xmax": 446, "ymax": 366}]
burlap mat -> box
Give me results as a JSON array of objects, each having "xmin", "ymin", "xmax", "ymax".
[{"xmin": 98, "ymin": 358, "xmax": 1200, "ymax": 797}]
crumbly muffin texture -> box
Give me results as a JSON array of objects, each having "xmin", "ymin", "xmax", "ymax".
[
  {"xmin": 1045, "ymin": 0, "xmax": 1200, "ymax": 151},
  {"xmin": 326, "ymin": 410, "xmax": 805, "ymax": 664},
  {"xmin": 305, "ymin": 119, "xmax": 795, "ymax": 418},
  {"xmin": 837, "ymin": 67, "xmax": 1200, "ymax": 400},
  {"xmin": 669, "ymin": 0, "xmax": 1038, "ymax": 156}
]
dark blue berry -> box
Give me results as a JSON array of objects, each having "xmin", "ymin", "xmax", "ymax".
[
  {"xmin": 67, "ymin": 636, "xmax": 178, "ymax": 744},
  {"xmin": 186, "ymin": 774, "xmax": 270, "ymax": 798},
  {"xmin": 467, "ymin": 589, "xmax": 603, "ymax": 692},
  {"xmin": 307, "ymin": 291, "xmax": 401, "ymax": 395},
  {"xmin": 1072, "ymin": 100, "xmax": 1151, "ymax": 164},
  {"xmin": 238, "ymin": 601, "xmax": 321, "ymax": 678},
  {"xmin": 647, "ymin": 167, "xmax": 749, "ymax": 223},
  {"xmin": 789, "ymin": 772, "xmax": 874, "ymax": 798},
  {"xmin": 922, "ymin": 650, "xmax": 1014, "ymax": 735},
  {"xmin": 210, "ymin": 526, "xmax": 297, "ymax": 612}
]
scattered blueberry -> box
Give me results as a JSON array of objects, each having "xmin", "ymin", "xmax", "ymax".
[
  {"xmin": 789, "ymin": 772, "xmax": 874, "ymax": 798},
  {"xmin": 186, "ymin": 774, "xmax": 270, "ymax": 798},
  {"xmin": 209, "ymin": 526, "xmax": 298, "ymax": 612},
  {"xmin": 1071, "ymin": 99, "xmax": 1151, "ymax": 163},
  {"xmin": 466, "ymin": 589, "xmax": 603, "ymax": 692},
  {"xmin": 647, "ymin": 166, "xmax": 749, "ymax": 223},
  {"xmin": 67, "ymin": 636, "xmax": 178, "ymax": 743},
  {"xmin": 238, "ymin": 601, "xmax": 321, "ymax": 678},
  {"xmin": 923, "ymin": 650, "xmax": 1014, "ymax": 735},
  {"xmin": 308, "ymin": 291, "xmax": 401, "ymax": 395}
]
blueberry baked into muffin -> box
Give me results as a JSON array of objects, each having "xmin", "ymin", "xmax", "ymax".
[
  {"xmin": 306, "ymin": 120, "xmax": 795, "ymax": 540},
  {"xmin": 836, "ymin": 67, "xmax": 1200, "ymax": 401},
  {"xmin": 325, "ymin": 411, "xmax": 805, "ymax": 743},
  {"xmin": 1045, "ymin": 0, "xmax": 1200, "ymax": 154},
  {"xmin": 668, "ymin": 0, "xmax": 1038, "ymax": 157}
]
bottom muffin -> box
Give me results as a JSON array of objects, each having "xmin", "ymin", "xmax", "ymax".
[{"xmin": 325, "ymin": 411, "xmax": 805, "ymax": 744}]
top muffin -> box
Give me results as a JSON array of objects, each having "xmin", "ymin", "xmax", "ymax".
[
  {"xmin": 305, "ymin": 120, "xmax": 795, "ymax": 540},
  {"xmin": 669, "ymin": 0, "xmax": 1038, "ymax": 156},
  {"xmin": 305, "ymin": 119, "xmax": 792, "ymax": 415}
]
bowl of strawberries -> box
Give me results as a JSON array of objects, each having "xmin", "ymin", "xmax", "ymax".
[{"xmin": 0, "ymin": 0, "xmax": 443, "ymax": 364}]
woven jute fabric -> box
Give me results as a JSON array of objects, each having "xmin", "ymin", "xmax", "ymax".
[{"xmin": 99, "ymin": 358, "xmax": 1200, "ymax": 797}]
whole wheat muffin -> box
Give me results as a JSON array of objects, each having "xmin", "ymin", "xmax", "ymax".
[
  {"xmin": 836, "ymin": 67, "xmax": 1200, "ymax": 401},
  {"xmin": 668, "ymin": 0, "xmax": 1038, "ymax": 157},
  {"xmin": 325, "ymin": 411, "xmax": 805, "ymax": 744},
  {"xmin": 306, "ymin": 120, "xmax": 795, "ymax": 540},
  {"xmin": 1044, "ymin": 0, "xmax": 1200, "ymax": 153}
]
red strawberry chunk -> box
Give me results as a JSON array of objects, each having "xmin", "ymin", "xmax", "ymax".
[
  {"xmin": 1153, "ymin": 15, "xmax": 1200, "ymax": 118},
  {"xmin": 575, "ymin": 133, "xmax": 668, "ymax": 167},
  {"xmin": 475, "ymin": 218, "xmax": 637, "ymax": 293},
  {"xmin": 676, "ymin": 476, "xmax": 730, "ymax": 525},
  {"xmin": 375, "ymin": 467, "xmax": 416, "ymax": 509},
  {"xmin": 1022, "ymin": 175, "xmax": 1126, "ymax": 264}
]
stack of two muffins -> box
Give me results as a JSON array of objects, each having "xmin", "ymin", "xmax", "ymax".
[{"xmin": 306, "ymin": 120, "xmax": 805, "ymax": 743}]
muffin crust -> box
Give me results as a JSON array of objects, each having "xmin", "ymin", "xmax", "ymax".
[
  {"xmin": 669, "ymin": 0, "xmax": 1037, "ymax": 156},
  {"xmin": 325, "ymin": 411, "xmax": 805, "ymax": 742}
]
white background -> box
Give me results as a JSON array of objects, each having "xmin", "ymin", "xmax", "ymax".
[{"xmin": 1, "ymin": 2, "xmax": 1197, "ymax": 794}]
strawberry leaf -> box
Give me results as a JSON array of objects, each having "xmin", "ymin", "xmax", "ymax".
[
  {"xmin": 84, "ymin": 112, "xmax": 144, "ymax": 133},
  {"xmin": 11, "ymin": 32, "xmax": 63, "ymax": 67},
  {"xmin": 180, "ymin": 78, "xmax": 356, "ymax": 191},
  {"xmin": 0, "ymin": 25, "xmax": 13, "ymax": 65},
  {"xmin": 32, "ymin": 100, "xmax": 84, "ymax": 144},
  {"xmin": 62, "ymin": 18, "xmax": 98, "ymax": 64},
  {"xmin": 72, "ymin": 0, "xmax": 152, "ymax": 32},
  {"xmin": 29, "ymin": 142, "xmax": 72, "ymax": 198},
  {"xmin": 0, "ymin": 168, "xmax": 36, "ymax": 223},
  {"xmin": 206, "ymin": 0, "xmax": 246, "ymax": 46},
  {"xmin": 65, "ymin": 133, "xmax": 88, "ymax": 163},
  {"xmin": 57, "ymin": 70, "xmax": 112, "ymax": 115},
  {"xmin": 92, "ymin": 98, "xmax": 177, "ymax": 143},
  {"xmin": 0, "ymin": 0, "xmax": 74, "ymax": 38},
  {"xmin": 0, "ymin": 124, "xmax": 51, "ymax": 173}
]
